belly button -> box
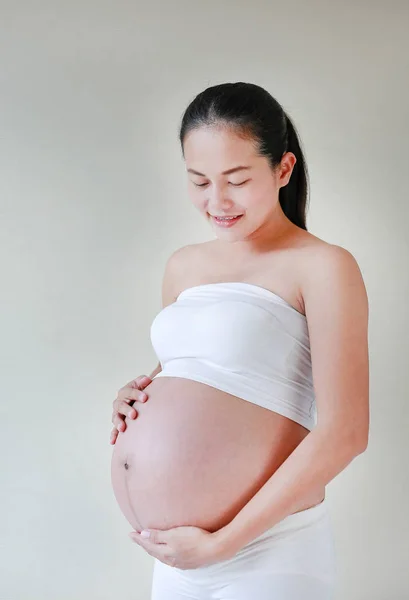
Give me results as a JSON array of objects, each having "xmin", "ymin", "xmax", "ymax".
[{"xmin": 124, "ymin": 462, "xmax": 129, "ymax": 470}]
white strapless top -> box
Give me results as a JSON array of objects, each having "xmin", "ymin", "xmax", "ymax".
[{"xmin": 150, "ymin": 281, "xmax": 316, "ymax": 431}]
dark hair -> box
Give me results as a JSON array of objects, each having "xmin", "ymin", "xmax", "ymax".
[{"xmin": 178, "ymin": 82, "xmax": 309, "ymax": 230}]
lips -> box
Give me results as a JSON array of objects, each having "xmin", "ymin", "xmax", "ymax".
[{"xmin": 212, "ymin": 215, "xmax": 243, "ymax": 227}]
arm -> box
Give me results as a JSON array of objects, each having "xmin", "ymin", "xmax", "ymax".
[
  {"xmin": 148, "ymin": 244, "xmax": 192, "ymax": 381},
  {"xmin": 111, "ymin": 246, "xmax": 189, "ymax": 443},
  {"xmin": 149, "ymin": 362, "xmax": 162, "ymax": 379},
  {"xmin": 212, "ymin": 245, "xmax": 370, "ymax": 555}
]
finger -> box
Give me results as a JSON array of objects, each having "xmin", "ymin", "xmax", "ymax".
[
  {"xmin": 123, "ymin": 388, "xmax": 148, "ymax": 404},
  {"xmin": 113, "ymin": 389, "xmax": 148, "ymax": 413},
  {"xmin": 112, "ymin": 399, "xmax": 137, "ymax": 420},
  {"xmin": 118, "ymin": 399, "xmax": 141, "ymax": 417},
  {"xmin": 131, "ymin": 375, "xmax": 152, "ymax": 389},
  {"xmin": 168, "ymin": 556, "xmax": 177, "ymax": 568},
  {"xmin": 129, "ymin": 535, "xmax": 149, "ymax": 553},
  {"xmin": 112, "ymin": 414, "xmax": 126, "ymax": 431},
  {"xmin": 110, "ymin": 428, "xmax": 118, "ymax": 444},
  {"xmin": 112, "ymin": 393, "xmax": 130, "ymax": 412},
  {"xmin": 111, "ymin": 410, "xmax": 135, "ymax": 426},
  {"xmin": 120, "ymin": 375, "xmax": 151, "ymax": 392},
  {"xmin": 129, "ymin": 534, "xmax": 167, "ymax": 560},
  {"xmin": 138, "ymin": 530, "xmax": 167, "ymax": 545}
]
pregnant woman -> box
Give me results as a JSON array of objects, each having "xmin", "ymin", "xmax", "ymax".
[{"xmin": 110, "ymin": 82, "xmax": 369, "ymax": 600}]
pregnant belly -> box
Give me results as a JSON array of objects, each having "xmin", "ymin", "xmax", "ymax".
[{"xmin": 111, "ymin": 376, "xmax": 310, "ymax": 533}]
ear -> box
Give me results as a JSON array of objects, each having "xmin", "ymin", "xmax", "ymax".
[{"xmin": 279, "ymin": 152, "xmax": 297, "ymax": 187}]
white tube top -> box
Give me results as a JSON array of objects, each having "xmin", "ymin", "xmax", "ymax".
[{"xmin": 150, "ymin": 281, "xmax": 316, "ymax": 431}]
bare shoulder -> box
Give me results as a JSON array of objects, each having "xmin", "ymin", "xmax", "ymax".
[
  {"xmin": 295, "ymin": 238, "xmax": 369, "ymax": 447},
  {"xmin": 298, "ymin": 239, "xmax": 369, "ymax": 322},
  {"xmin": 165, "ymin": 241, "xmax": 210, "ymax": 273},
  {"xmin": 161, "ymin": 241, "xmax": 209, "ymax": 304}
]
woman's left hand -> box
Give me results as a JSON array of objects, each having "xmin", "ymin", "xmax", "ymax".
[{"xmin": 129, "ymin": 524, "xmax": 233, "ymax": 570}]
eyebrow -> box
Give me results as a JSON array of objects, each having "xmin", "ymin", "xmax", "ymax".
[{"xmin": 187, "ymin": 165, "xmax": 252, "ymax": 177}]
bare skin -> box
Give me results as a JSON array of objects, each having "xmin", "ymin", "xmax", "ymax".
[
  {"xmin": 110, "ymin": 123, "xmax": 351, "ymax": 534},
  {"xmin": 111, "ymin": 234, "xmax": 327, "ymax": 533}
]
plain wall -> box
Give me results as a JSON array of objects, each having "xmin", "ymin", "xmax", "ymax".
[{"xmin": 1, "ymin": 1, "xmax": 408, "ymax": 598}]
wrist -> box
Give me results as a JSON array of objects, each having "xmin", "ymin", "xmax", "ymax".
[{"xmin": 210, "ymin": 524, "xmax": 242, "ymax": 560}]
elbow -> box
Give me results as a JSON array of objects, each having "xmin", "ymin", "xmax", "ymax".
[
  {"xmin": 349, "ymin": 428, "xmax": 369, "ymax": 455},
  {"xmin": 353, "ymin": 421, "xmax": 370, "ymax": 454},
  {"xmin": 355, "ymin": 435, "xmax": 369, "ymax": 454},
  {"xmin": 318, "ymin": 424, "xmax": 369, "ymax": 455}
]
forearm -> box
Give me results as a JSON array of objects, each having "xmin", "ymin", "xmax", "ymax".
[{"xmin": 213, "ymin": 426, "xmax": 366, "ymax": 555}]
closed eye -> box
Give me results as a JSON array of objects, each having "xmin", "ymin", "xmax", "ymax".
[
  {"xmin": 230, "ymin": 180, "xmax": 249, "ymax": 187},
  {"xmin": 193, "ymin": 180, "xmax": 249, "ymax": 188}
]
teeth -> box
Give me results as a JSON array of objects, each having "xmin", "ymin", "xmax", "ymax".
[{"xmin": 215, "ymin": 216, "xmax": 241, "ymax": 220}]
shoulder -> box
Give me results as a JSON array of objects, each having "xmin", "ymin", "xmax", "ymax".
[
  {"xmin": 296, "ymin": 240, "xmax": 369, "ymax": 447},
  {"xmin": 298, "ymin": 240, "xmax": 369, "ymax": 324},
  {"xmin": 162, "ymin": 241, "xmax": 211, "ymax": 300},
  {"xmin": 164, "ymin": 240, "xmax": 211, "ymax": 272},
  {"xmin": 300, "ymin": 241, "xmax": 367, "ymax": 293}
]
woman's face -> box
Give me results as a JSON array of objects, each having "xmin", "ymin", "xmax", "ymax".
[{"xmin": 183, "ymin": 125, "xmax": 296, "ymax": 244}]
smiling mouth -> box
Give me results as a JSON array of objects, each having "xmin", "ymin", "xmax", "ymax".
[
  {"xmin": 210, "ymin": 214, "xmax": 243, "ymax": 219},
  {"xmin": 211, "ymin": 214, "xmax": 244, "ymax": 226}
]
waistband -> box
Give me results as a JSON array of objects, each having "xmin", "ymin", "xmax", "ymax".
[
  {"xmin": 171, "ymin": 497, "xmax": 334, "ymax": 581},
  {"xmin": 247, "ymin": 497, "xmax": 329, "ymax": 546}
]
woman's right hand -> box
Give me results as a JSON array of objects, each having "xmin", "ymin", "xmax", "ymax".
[{"xmin": 110, "ymin": 374, "xmax": 152, "ymax": 445}]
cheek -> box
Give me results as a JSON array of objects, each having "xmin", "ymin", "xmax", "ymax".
[
  {"xmin": 248, "ymin": 182, "xmax": 273, "ymax": 204},
  {"xmin": 189, "ymin": 192, "xmax": 206, "ymax": 212},
  {"xmin": 238, "ymin": 189, "xmax": 264, "ymax": 211}
]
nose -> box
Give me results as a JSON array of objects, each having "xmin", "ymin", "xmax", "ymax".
[{"xmin": 207, "ymin": 186, "xmax": 234, "ymax": 213}]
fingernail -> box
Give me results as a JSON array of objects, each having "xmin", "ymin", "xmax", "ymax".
[{"xmin": 141, "ymin": 530, "xmax": 150, "ymax": 538}]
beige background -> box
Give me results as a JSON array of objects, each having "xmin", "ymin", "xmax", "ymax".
[{"xmin": 1, "ymin": 1, "xmax": 408, "ymax": 598}]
